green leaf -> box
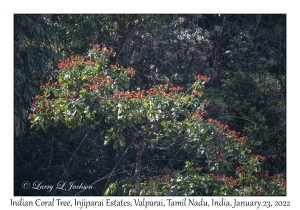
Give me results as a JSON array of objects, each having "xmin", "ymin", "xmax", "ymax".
[
  {"xmin": 106, "ymin": 127, "xmax": 113, "ymax": 133},
  {"xmin": 119, "ymin": 137, "xmax": 125, "ymax": 147},
  {"xmin": 113, "ymin": 141, "xmax": 118, "ymax": 149}
]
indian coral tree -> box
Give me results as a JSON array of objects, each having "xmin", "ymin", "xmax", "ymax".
[{"xmin": 28, "ymin": 44, "xmax": 286, "ymax": 195}]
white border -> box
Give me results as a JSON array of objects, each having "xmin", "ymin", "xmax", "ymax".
[{"xmin": 1, "ymin": 0, "xmax": 299, "ymax": 209}]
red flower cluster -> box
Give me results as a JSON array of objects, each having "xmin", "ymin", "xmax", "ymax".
[
  {"xmin": 197, "ymin": 118, "xmax": 246, "ymax": 144},
  {"xmin": 256, "ymin": 188, "xmax": 265, "ymax": 194},
  {"xmin": 28, "ymin": 113, "xmax": 34, "ymax": 118},
  {"xmin": 40, "ymin": 81, "xmax": 60, "ymax": 90},
  {"xmin": 280, "ymin": 182, "xmax": 286, "ymax": 188},
  {"xmin": 113, "ymin": 90, "xmax": 145, "ymax": 101},
  {"xmin": 234, "ymin": 136, "xmax": 246, "ymax": 143},
  {"xmin": 215, "ymin": 121, "xmax": 229, "ymax": 130},
  {"xmin": 110, "ymin": 64, "xmax": 117, "ymax": 68},
  {"xmin": 206, "ymin": 118, "xmax": 214, "ymax": 124},
  {"xmin": 194, "ymin": 74, "xmax": 210, "ymax": 81},
  {"xmin": 91, "ymin": 84, "xmax": 100, "ymax": 90},
  {"xmin": 213, "ymin": 153, "xmax": 224, "ymax": 158},
  {"xmin": 32, "ymin": 95, "xmax": 43, "ymax": 101},
  {"xmin": 207, "ymin": 173, "xmax": 237, "ymax": 184},
  {"xmin": 103, "ymin": 48, "xmax": 113, "ymax": 54},
  {"xmin": 126, "ymin": 67, "xmax": 136, "ymax": 76},
  {"xmin": 214, "ymin": 174, "xmax": 226, "ymax": 181},
  {"xmin": 192, "ymin": 117, "xmax": 204, "ymax": 122},
  {"xmin": 112, "ymin": 84, "xmax": 182, "ymax": 100},
  {"xmin": 58, "ymin": 56, "xmax": 80, "ymax": 70},
  {"xmin": 221, "ymin": 128, "xmax": 246, "ymax": 143},
  {"xmin": 93, "ymin": 75, "xmax": 113, "ymax": 84},
  {"xmin": 270, "ymin": 173, "xmax": 285, "ymax": 187},
  {"xmin": 201, "ymin": 99, "xmax": 210, "ymax": 105},
  {"xmin": 252, "ymin": 154, "xmax": 266, "ymax": 160},
  {"xmin": 195, "ymin": 166, "xmax": 203, "ymax": 171},
  {"xmin": 169, "ymin": 86, "xmax": 184, "ymax": 92},
  {"xmin": 146, "ymin": 87, "xmax": 158, "ymax": 95},
  {"xmin": 192, "ymin": 90, "xmax": 203, "ymax": 96},
  {"xmin": 83, "ymin": 84, "xmax": 90, "ymax": 89},
  {"xmin": 83, "ymin": 83, "xmax": 101, "ymax": 90},
  {"xmin": 58, "ymin": 55, "xmax": 98, "ymax": 70},
  {"xmin": 196, "ymin": 109, "xmax": 205, "ymax": 115},
  {"xmin": 64, "ymin": 93, "xmax": 77, "ymax": 99},
  {"xmin": 236, "ymin": 166, "xmax": 243, "ymax": 171},
  {"xmin": 259, "ymin": 173, "xmax": 269, "ymax": 178},
  {"xmin": 276, "ymin": 173, "xmax": 284, "ymax": 178},
  {"xmin": 31, "ymin": 103, "xmax": 40, "ymax": 110},
  {"xmin": 225, "ymin": 176, "xmax": 236, "ymax": 184},
  {"xmin": 154, "ymin": 84, "xmax": 169, "ymax": 89},
  {"xmin": 227, "ymin": 130, "xmax": 238, "ymax": 135},
  {"xmin": 89, "ymin": 43, "xmax": 100, "ymax": 51}
]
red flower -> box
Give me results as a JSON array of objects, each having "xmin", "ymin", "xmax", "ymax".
[
  {"xmin": 234, "ymin": 136, "xmax": 246, "ymax": 143},
  {"xmin": 237, "ymin": 166, "xmax": 243, "ymax": 170},
  {"xmin": 83, "ymin": 84, "xmax": 90, "ymax": 89},
  {"xmin": 126, "ymin": 67, "xmax": 136, "ymax": 75},
  {"xmin": 228, "ymin": 130, "xmax": 237, "ymax": 135},
  {"xmin": 91, "ymin": 84, "xmax": 99, "ymax": 90},
  {"xmin": 218, "ymin": 153, "xmax": 224, "ymax": 158},
  {"xmin": 103, "ymin": 48, "xmax": 112, "ymax": 54},
  {"xmin": 192, "ymin": 90, "xmax": 203, "ymax": 96},
  {"xmin": 53, "ymin": 81, "xmax": 60, "ymax": 87},
  {"xmin": 194, "ymin": 74, "xmax": 210, "ymax": 81},
  {"xmin": 252, "ymin": 154, "xmax": 266, "ymax": 161},
  {"xmin": 214, "ymin": 153, "xmax": 224, "ymax": 158}
]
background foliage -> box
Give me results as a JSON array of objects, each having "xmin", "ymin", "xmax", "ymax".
[{"xmin": 14, "ymin": 14, "xmax": 286, "ymax": 196}]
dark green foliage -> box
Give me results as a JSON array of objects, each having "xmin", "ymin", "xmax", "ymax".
[
  {"xmin": 14, "ymin": 14, "xmax": 110, "ymax": 137},
  {"xmin": 204, "ymin": 14, "xmax": 286, "ymax": 173}
]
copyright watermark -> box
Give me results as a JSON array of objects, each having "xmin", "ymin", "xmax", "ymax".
[
  {"xmin": 22, "ymin": 181, "xmax": 31, "ymax": 189},
  {"xmin": 21, "ymin": 181, "xmax": 94, "ymax": 193}
]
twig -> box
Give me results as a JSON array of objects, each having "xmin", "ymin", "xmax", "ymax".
[{"xmin": 61, "ymin": 131, "xmax": 90, "ymax": 178}]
